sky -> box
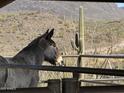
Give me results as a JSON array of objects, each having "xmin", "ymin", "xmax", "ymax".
[{"xmin": 116, "ymin": 3, "xmax": 124, "ymax": 7}]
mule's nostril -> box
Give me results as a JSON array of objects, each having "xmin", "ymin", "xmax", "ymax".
[
  {"xmin": 61, "ymin": 60, "xmax": 64, "ymax": 64},
  {"xmin": 55, "ymin": 60, "xmax": 65, "ymax": 66},
  {"xmin": 61, "ymin": 60, "xmax": 65, "ymax": 66}
]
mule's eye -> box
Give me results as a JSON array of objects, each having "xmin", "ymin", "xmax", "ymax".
[
  {"xmin": 50, "ymin": 43, "xmax": 55, "ymax": 47},
  {"xmin": 61, "ymin": 52, "xmax": 64, "ymax": 55},
  {"xmin": 51, "ymin": 43, "xmax": 56, "ymax": 47},
  {"xmin": 53, "ymin": 44, "xmax": 56, "ymax": 47}
]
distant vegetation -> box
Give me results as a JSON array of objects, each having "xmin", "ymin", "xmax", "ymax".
[
  {"xmin": 0, "ymin": 11, "xmax": 124, "ymax": 55},
  {"xmin": 85, "ymin": 20, "xmax": 124, "ymax": 49}
]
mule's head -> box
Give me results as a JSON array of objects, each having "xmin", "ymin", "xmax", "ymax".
[
  {"xmin": 13, "ymin": 28, "xmax": 63, "ymax": 66},
  {"xmin": 39, "ymin": 29, "xmax": 64, "ymax": 66}
]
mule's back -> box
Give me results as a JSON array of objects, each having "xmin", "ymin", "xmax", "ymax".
[{"xmin": 0, "ymin": 56, "xmax": 8, "ymax": 87}]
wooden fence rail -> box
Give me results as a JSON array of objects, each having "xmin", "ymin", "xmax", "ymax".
[
  {"xmin": 62, "ymin": 54, "xmax": 124, "ymax": 58},
  {"xmin": 0, "ymin": 64, "xmax": 124, "ymax": 76}
]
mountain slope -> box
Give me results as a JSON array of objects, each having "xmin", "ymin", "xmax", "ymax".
[{"xmin": 0, "ymin": 0, "xmax": 124, "ymax": 20}]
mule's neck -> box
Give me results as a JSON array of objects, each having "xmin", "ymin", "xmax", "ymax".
[{"xmin": 12, "ymin": 46, "xmax": 45, "ymax": 65}]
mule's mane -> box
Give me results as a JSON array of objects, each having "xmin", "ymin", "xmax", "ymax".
[
  {"xmin": 13, "ymin": 29, "xmax": 56, "ymax": 62},
  {"xmin": 23, "ymin": 36, "xmax": 41, "ymax": 51},
  {"xmin": 12, "ymin": 35, "xmax": 44, "ymax": 64},
  {"xmin": 12, "ymin": 35, "xmax": 43, "ymax": 59},
  {"xmin": 22, "ymin": 30, "xmax": 49, "ymax": 51}
]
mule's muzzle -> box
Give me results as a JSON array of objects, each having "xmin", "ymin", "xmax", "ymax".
[
  {"xmin": 56, "ymin": 56, "xmax": 65, "ymax": 66},
  {"xmin": 56, "ymin": 60, "xmax": 65, "ymax": 66}
]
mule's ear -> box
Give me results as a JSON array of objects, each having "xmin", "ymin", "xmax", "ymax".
[
  {"xmin": 46, "ymin": 28, "xmax": 54, "ymax": 40},
  {"xmin": 46, "ymin": 29, "xmax": 49, "ymax": 33},
  {"xmin": 42, "ymin": 29, "xmax": 49, "ymax": 38}
]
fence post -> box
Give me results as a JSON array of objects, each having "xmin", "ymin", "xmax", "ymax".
[
  {"xmin": 62, "ymin": 78, "xmax": 80, "ymax": 93},
  {"xmin": 48, "ymin": 79, "xmax": 61, "ymax": 93}
]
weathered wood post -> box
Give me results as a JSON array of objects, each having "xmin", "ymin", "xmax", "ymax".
[
  {"xmin": 48, "ymin": 79, "xmax": 61, "ymax": 93},
  {"xmin": 62, "ymin": 78, "xmax": 80, "ymax": 93}
]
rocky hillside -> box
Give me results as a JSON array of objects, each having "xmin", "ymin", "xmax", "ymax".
[
  {"xmin": 0, "ymin": 0, "xmax": 124, "ymax": 20},
  {"xmin": 0, "ymin": 1, "xmax": 124, "ymax": 57}
]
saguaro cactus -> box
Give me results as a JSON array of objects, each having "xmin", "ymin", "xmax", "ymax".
[
  {"xmin": 71, "ymin": 6, "xmax": 85, "ymax": 54},
  {"xmin": 71, "ymin": 6, "xmax": 85, "ymax": 80},
  {"xmin": 79, "ymin": 6, "xmax": 85, "ymax": 55}
]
